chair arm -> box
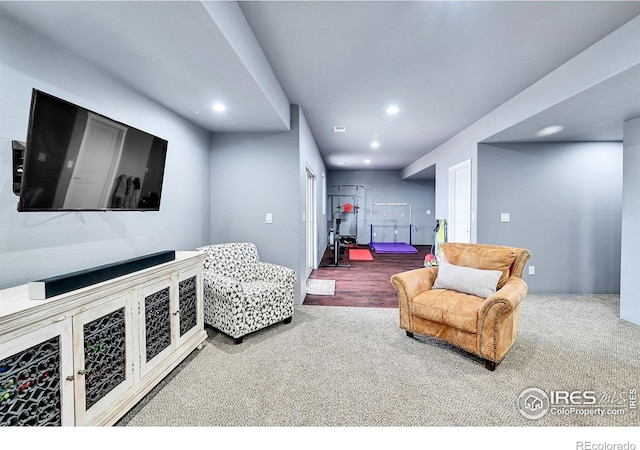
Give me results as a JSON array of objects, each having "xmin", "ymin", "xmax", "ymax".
[
  {"xmin": 477, "ymin": 277, "xmax": 529, "ymax": 361},
  {"xmin": 202, "ymin": 272, "xmax": 243, "ymax": 304},
  {"xmin": 480, "ymin": 277, "xmax": 528, "ymax": 316},
  {"xmin": 391, "ymin": 267, "xmax": 438, "ymax": 301},
  {"xmin": 254, "ymin": 262, "xmax": 298, "ymax": 287},
  {"xmin": 391, "ymin": 268, "xmax": 438, "ymax": 330}
]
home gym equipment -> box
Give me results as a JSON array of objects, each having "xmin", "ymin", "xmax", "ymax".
[
  {"xmin": 368, "ymin": 202, "xmax": 418, "ymax": 253},
  {"xmin": 327, "ymin": 185, "xmax": 364, "ymax": 245},
  {"xmin": 348, "ymin": 248, "xmax": 373, "ymax": 261},
  {"xmin": 324, "ymin": 216, "xmax": 350, "ymax": 268},
  {"xmin": 324, "ymin": 185, "xmax": 365, "ymax": 268}
]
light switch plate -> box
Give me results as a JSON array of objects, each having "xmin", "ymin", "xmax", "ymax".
[
  {"xmin": 266, "ymin": 213, "xmax": 273, "ymax": 224},
  {"xmin": 500, "ymin": 213, "xmax": 511, "ymax": 223}
]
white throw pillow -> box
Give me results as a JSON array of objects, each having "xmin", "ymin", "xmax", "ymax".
[{"xmin": 432, "ymin": 260, "xmax": 502, "ymax": 298}]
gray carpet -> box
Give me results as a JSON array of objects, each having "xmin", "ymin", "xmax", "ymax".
[{"xmin": 116, "ymin": 294, "xmax": 639, "ymax": 427}]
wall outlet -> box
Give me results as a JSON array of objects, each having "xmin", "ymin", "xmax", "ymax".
[
  {"xmin": 500, "ymin": 213, "xmax": 511, "ymax": 223},
  {"xmin": 528, "ymin": 266, "xmax": 535, "ymax": 275}
]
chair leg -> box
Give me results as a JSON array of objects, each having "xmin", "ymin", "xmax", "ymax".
[
  {"xmin": 283, "ymin": 316, "xmax": 292, "ymax": 324},
  {"xmin": 234, "ymin": 336, "xmax": 244, "ymax": 345},
  {"xmin": 406, "ymin": 331, "xmax": 414, "ymax": 338},
  {"xmin": 485, "ymin": 360, "xmax": 497, "ymax": 371}
]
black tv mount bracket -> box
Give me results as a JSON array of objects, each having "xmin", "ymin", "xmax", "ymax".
[{"xmin": 12, "ymin": 140, "xmax": 25, "ymax": 196}]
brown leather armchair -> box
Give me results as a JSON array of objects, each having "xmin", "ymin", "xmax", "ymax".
[{"xmin": 391, "ymin": 243, "xmax": 531, "ymax": 370}]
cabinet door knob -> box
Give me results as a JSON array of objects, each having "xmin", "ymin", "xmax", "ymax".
[{"xmin": 77, "ymin": 369, "xmax": 87, "ymax": 375}]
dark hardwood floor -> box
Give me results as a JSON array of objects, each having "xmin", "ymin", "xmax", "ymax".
[{"xmin": 304, "ymin": 244, "xmax": 432, "ymax": 308}]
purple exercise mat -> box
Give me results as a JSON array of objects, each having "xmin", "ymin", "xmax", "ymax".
[{"xmin": 370, "ymin": 242, "xmax": 418, "ymax": 254}]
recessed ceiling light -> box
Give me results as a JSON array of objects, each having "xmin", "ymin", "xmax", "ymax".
[
  {"xmin": 386, "ymin": 105, "xmax": 400, "ymax": 115},
  {"xmin": 536, "ymin": 125, "xmax": 564, "ymax": 137},
  {"xmin": 212, "ymin": 103, "xmax": 226, "ymax": 112},
  {"xmin": 370, "ymin": 141, "xmax": 380, "ymax": 149},
  {"xmin": 334, "ymin": 126, "xmax": 346, "ymax": 133},
  {"xmin": 337, "ymin": 161, "xmax": 345, "ymax": 165},
  {"xmin": 364, "ymin": 159, "xmax": 371, "ymax": 164}
]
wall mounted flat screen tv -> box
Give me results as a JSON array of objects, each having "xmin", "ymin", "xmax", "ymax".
[{"xmin": 18, "ymin": 89, "xmax": 168, "ymax": 212}]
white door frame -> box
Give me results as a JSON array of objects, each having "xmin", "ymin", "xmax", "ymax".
[
  {"xmin": 448, "ymin": 159, "xmax": 472, "ymax": 243},
  {"xmin": 305, "ymin": 167, "xmax": 316, "ymax": 276}
]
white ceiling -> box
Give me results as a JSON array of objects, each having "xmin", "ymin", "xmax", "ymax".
[{"xmin": 1, "ymin": 1, "xmax": 639, "ymax": 175}]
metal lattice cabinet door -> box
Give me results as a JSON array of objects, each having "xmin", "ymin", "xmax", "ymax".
[
  {"xmin": 138, "ymin": 278, "xmax": 173, "ymax": 378},
  {"xmin": 175, "ymin": 267, "xmax": 203, "ymax": 348},
  {"xmin": 0, "ymin": 319, "xmax": 74, "ymax": 426},
  {"xmin": 72, "ymin": 293, "xmax": 134, "ymax": 426}
]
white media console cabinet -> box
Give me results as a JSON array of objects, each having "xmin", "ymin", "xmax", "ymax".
[{"xmin": 0, "ymin": 250, "xmax": 207, "ymax": 426}]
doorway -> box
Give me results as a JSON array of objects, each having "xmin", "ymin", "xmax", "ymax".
[
  {"xmin": 448, "ymin": 159, "xmax": 471, "ymax": 243},
  {"xmin": 305, "ymin": 167, "xmax": 316, "ymax": 277}
]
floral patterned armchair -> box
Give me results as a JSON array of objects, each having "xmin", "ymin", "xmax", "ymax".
[{"xmin": 196, "ymin": 242, "xmax": 297, "ymax": 344}]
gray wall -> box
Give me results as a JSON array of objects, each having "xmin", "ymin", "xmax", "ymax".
[
  {"xmin": 209, "ymin": 110, "xmax": 298, "ymax": 259},
  {"xmin": 0, "ymin": 11, "xmax": 328, "ymax": 303},
  {"xmin": 621, "ymin": 116, "xmax": 640, "ymax": 323},
  {"xmin": 298, "ymin": 109, "xmax": 328, "ymax": 275},
  {"xmin": 327, "ymin": 171, "xmax": 436, "ymax": 246},
  {"xmin": 0, "ymin": 14, "xmax": 211, "ymax": 289},
  {"xmin": 209, "ymin": 105, "xmax": 326, "ymax": 304},
  {"xmin": 402, "ymin": 16, "xmax": 640, "ymax": 252},
  {"xmin": 477, "ymin": 142, "xmax": 622, "ymax": 294}
]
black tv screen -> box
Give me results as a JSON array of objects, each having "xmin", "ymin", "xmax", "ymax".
[{"xmin": 18, "ymin": 89, "xmax": 168, "ymax": 212}]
